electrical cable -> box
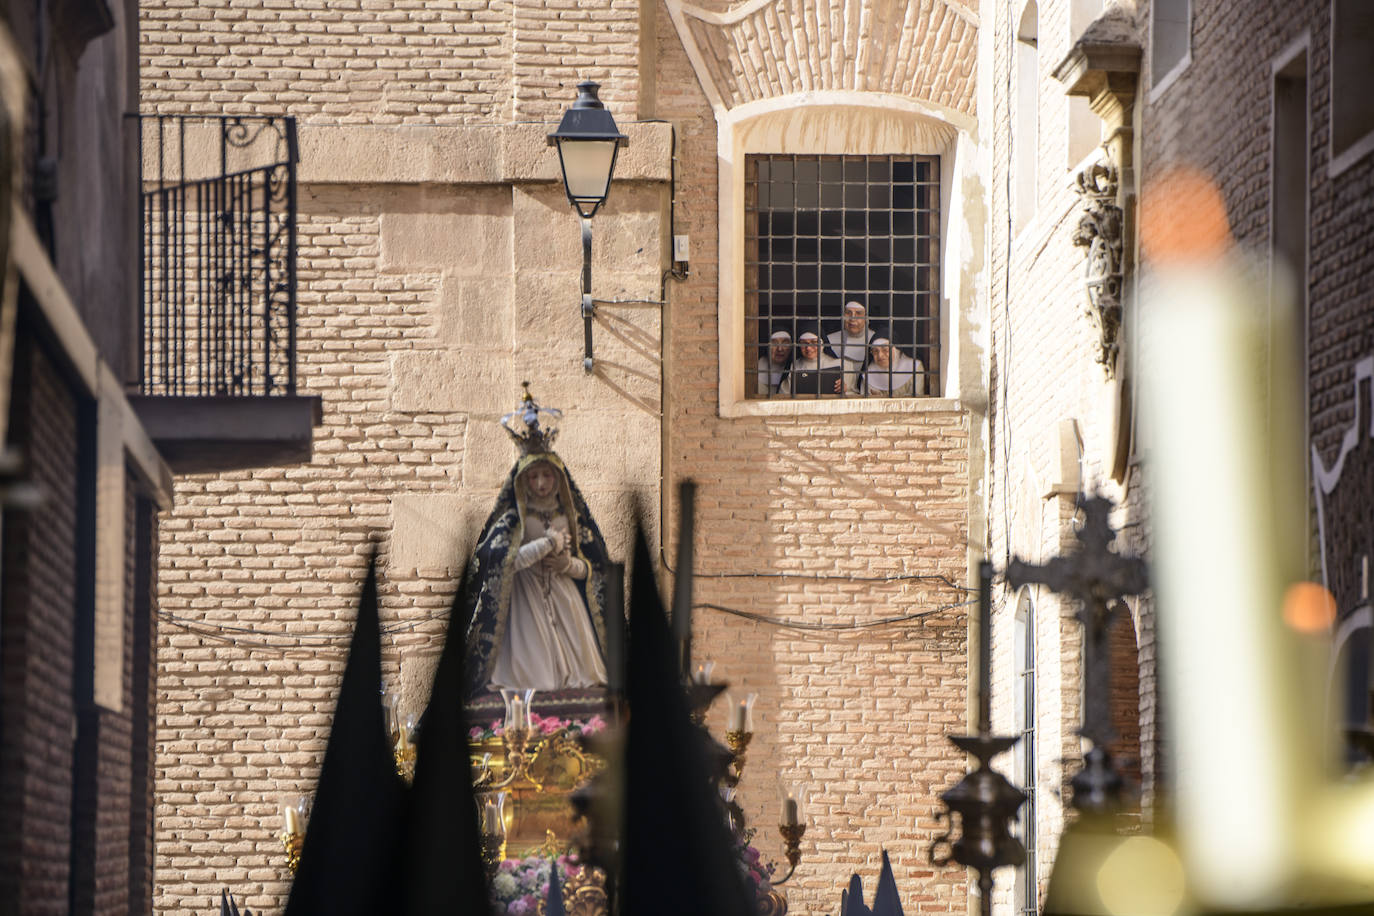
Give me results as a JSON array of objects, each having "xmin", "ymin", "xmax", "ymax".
[{"xmin": 697, "ymin": 597, "xmax": 977, "ymax": 632}]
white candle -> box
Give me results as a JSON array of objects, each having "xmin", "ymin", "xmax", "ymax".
[
  {"xmin": 482, "ymin": 799, "xmax": 500, "ymax": 834},
  {"xmin": 782, "ymin": 797, "xmax": 799, "ymax": 826},
  {"xmin": 509, "ymin": 697, "xmax": 525, "ymax": 731},
  {"xmin": 1140, "ymin": 252, "xmax": 1313, "ymax": 907},
  {"xmin": 284, "ymin": 805, "xmax": 300, "ymax": 836},
  {"xmin": 729, "ymin": 700, "xmax": 746, "ymax": 732}
]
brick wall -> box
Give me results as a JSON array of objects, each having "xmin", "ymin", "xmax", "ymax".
[
  {"xmin": 140, "ymin": 0, "xmax": 643, "ymax": 123},
  {"xmin": 1, "ymin": 323, "xmax": 83, "ymax": 916},
  {"xmin": 982, "ymin": 0, "xmax": 1157, "ymax": 908},
  {"xmin": 1135, "ymin": 0, "xmax": 1374, "ymax": 486},
  {"xmin": 1, "ymin": 309, "xmax": 165, "ymax": 916},
  {"xmin": 654, "ymin": 2, "xmax": 974, "ymax": 911}
]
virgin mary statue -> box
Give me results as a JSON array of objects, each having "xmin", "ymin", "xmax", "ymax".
[{"xmin": 460, "ymin": 386, "xmax": 612, "ymax": 699}]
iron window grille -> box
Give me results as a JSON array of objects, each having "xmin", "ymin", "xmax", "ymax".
[
  {"xmin": 744, "ymin": 154, "xmax": 941, "ymax": 400},
  {"xmin": 138, "ymin": 114, "xmax": 298, "ymax": 397}
]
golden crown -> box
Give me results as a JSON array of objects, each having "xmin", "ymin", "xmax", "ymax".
[{"xmin": 500, "ymin": 382, "xmax": 562, "ymax": 456}]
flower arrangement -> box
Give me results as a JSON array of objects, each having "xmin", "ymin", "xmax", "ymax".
[
  {"xmin": 736, "ymin": 828, "xmax": 775, "ymax": 899},
  {"xmin": 489, "ymin": 852, "xmax": 583, "ymax": 915},
  {"xmin": 469, "ymin": 712, "xmax": 608, "ymax": 743}
]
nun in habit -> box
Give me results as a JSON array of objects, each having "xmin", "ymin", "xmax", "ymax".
[
  {"xmin": 826, "ymin": 300, "xmax": 877, "ymax": 394},
  {"xmin": 779, "ymin": 325, "xmax": 843, "ymax": 396},
  {"xmin": 863, "ymin": 337, "xmax": 923, "ymax": 398},
  {"xmin": 756, "ymin": 327, "xmax": 793, "ymax": 396},
  {"xmin": 460, "ymin": 390, "xmax": 612, "ymax": 698}
]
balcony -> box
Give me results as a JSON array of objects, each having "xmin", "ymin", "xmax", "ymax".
[{"xmin": 129, "ymin": 114, "xmax": 321, "ymax": 472}]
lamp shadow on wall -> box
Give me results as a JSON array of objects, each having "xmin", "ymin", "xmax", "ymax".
[{"xmin": 590, "ymin": 305, "xmax": 662, "ymax": 417}]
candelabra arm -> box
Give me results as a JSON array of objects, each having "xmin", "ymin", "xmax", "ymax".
[
  {"xmin": 772, "ymin": 823, "xmax": 806, "ymax": 886},
  {"xmin": 484, "ymin": 730, "xmax": 547, "ymax": 791}
]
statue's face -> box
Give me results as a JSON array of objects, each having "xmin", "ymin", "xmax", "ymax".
[
  {"xmin": 770, "ymin": 339, "xmax": 791, "ymax": 364},
  {"xmin": 871, "ymin": 344, "xmax": 891, "ymax": 369},
  {"xmin": 522, "ymin": 462, "xmax": 559, "ymax": 500},
  {"xmin": 843, "ymin": 304, "xmax": 866, "ymax": 336}
]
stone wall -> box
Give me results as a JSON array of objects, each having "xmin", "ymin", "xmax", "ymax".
[{"xmin": 143, "ymin": 1, "xmax": 669, "ymax": 907}]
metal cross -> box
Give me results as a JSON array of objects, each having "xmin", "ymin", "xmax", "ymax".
[{"xmin": 1005, "ymin": 494, "xmax": 1148, "ymax": 808}]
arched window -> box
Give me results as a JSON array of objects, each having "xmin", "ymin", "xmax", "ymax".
[
  {"xmin": 1013, "ymin": 2, "xmax": 1039, "ymax": 233},
  {"xmin": 1013, "ymin": 588, "xmax": 1038, "ymax": 915}
]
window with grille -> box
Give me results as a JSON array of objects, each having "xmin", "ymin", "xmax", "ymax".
[{"xmin": 744, "ymin": 154, "xmax": 941, "ymax": 400}]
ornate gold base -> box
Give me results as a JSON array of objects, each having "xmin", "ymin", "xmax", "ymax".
[
  {"xmin": 280, "ymin": 831, "xmax": 303, "ymax": 873},
  {"xmin": 758, "ymin": 888, "xmax": 788, "ymax": 916},
  {"xmin": 479, "ymin": 833, "xmax": 506, "ymax": 880},
  {"xmin": 536, "ymin": 866, "xmax": 608, "ymax": 916},
  {"xmin": 724, "ymin": 729, "xmax": 752, "ymax": 782}
]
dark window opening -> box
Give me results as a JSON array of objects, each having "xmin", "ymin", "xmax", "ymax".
[{"xmin": 745, "ymin": 154, "xmax": 941, "ymax": 400}]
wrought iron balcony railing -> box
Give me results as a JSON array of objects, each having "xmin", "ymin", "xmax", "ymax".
[{"xmin": 138, "ymin": 114, "xmax": 298, "ymax": 397}]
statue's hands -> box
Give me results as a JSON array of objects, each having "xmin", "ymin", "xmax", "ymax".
[{"xmin": 545, "ymin": 527, "xmax": 571, "ymax": 553}]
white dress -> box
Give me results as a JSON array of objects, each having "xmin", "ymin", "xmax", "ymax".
[{"xmin": 490, "ymin": 505, "xmax": 608, "ymax": 691}]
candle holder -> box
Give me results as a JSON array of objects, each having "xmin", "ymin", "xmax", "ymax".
[
  {"xmin": 385, "ymin": 693, "xmax": 418, "ymax": 783},
  {"xmin": 279, "ymin": 796, "xmax": 309, "ymax": 874},
  {"xmin": 480, "ymin": 832, "xmax": 506, "ymax": 880},
  {"xmin": 771, "ymin": 785, "xmax": 806, "ymax": 885},
  {"xmin": 280, "ymin": 830, "xmax": 304, "ymax": 873},
  {"xmin": 478, "ymin": 790, "xmax": 509, "ymax": 877},
  {"xmin": 485, "ymin": 689, "xmax": 547, "ymax": 791},
  {"xmin": 393, "ymin": 729, "xmax": 417, "ymax": 784},
  {"xmin": 724, "ymin": 729, "xmax": 752, "ymax": 783},
  {"xmin": 778, "ymin": 823, "xmax": 806, "ymax": 870}
]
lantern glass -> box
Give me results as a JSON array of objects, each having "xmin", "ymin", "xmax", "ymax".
[{"xmin": 556, "ymin": 137, "xmax": 619, "ymax": 216}]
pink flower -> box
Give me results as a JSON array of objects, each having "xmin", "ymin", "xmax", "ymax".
[
  {"xmin": 539, "ymin": 718, "xmax": 562, "ymax": 735},
  {"xmin": 506, "ymin": 901, "xmax": 529, "ymax": 916},
  {"xmin": 499, "ymin": 859, "xmax": 519, "ymax": 873},
  {"xmin": 744, "ymin": 845, "xmax": 761, "ymax": 865},
  {"xmin": 469, "ymin": 726, "xmax": 484, "ymax": 739},
  {"xmin": 584, "ymin": 715, "xmax": 606, "ymax": 734}
]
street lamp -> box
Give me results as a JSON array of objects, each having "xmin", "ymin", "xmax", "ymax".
[{"xmin": 547, "ymin": 81, "xmax": 628, "ymax": 371}]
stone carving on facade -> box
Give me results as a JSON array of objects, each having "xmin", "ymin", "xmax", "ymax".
[{"xmin": 1071, "ymin": 160, "xmax": 1124, "ymax": 377}]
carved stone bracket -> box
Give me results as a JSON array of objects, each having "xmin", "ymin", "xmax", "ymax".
[{"xmin": 1071, "ymin": 161, "xmax": 1124, "ymax": 376}]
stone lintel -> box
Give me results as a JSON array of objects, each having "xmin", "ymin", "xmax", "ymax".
[
  {"xmin": 297, "ymin": 122, "xmax": 673, "ymax": 186},
  {"xmin": 1053, "ymin": 25, "xmax": 1142, "ymax": 135}
]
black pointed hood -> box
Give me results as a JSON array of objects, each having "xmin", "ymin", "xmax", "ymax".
[
  {"xmin": 284, "ymin": 553, "xmax": 407, "ymax": 916},
  {"xmin": 399, "ymin": 567, "xmax": 490, "ymax": 913},
  {"xmin": 621, "ymin": 529, "xmax": 753, "ymax": 916}
]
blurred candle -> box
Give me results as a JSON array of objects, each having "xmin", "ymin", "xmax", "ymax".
[
  {"xmin": 692, "ymin": 661, "xmax": 715, "ymax": 685},
  {"xmin": 729, "ymin": 700, "xmax": 745, "ymax": 732},
  {"xmin": 1139, "ymin": 242, "xmax": 1314, "ymax": 907},
  {"xmin": 509, "ymin": 697, "xmax": 525, "ymax": 732}
]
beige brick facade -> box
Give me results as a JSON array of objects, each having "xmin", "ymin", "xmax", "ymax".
[{"xmin": 143, "ymin": 0, "xmax": 987, "ymax": 913}]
